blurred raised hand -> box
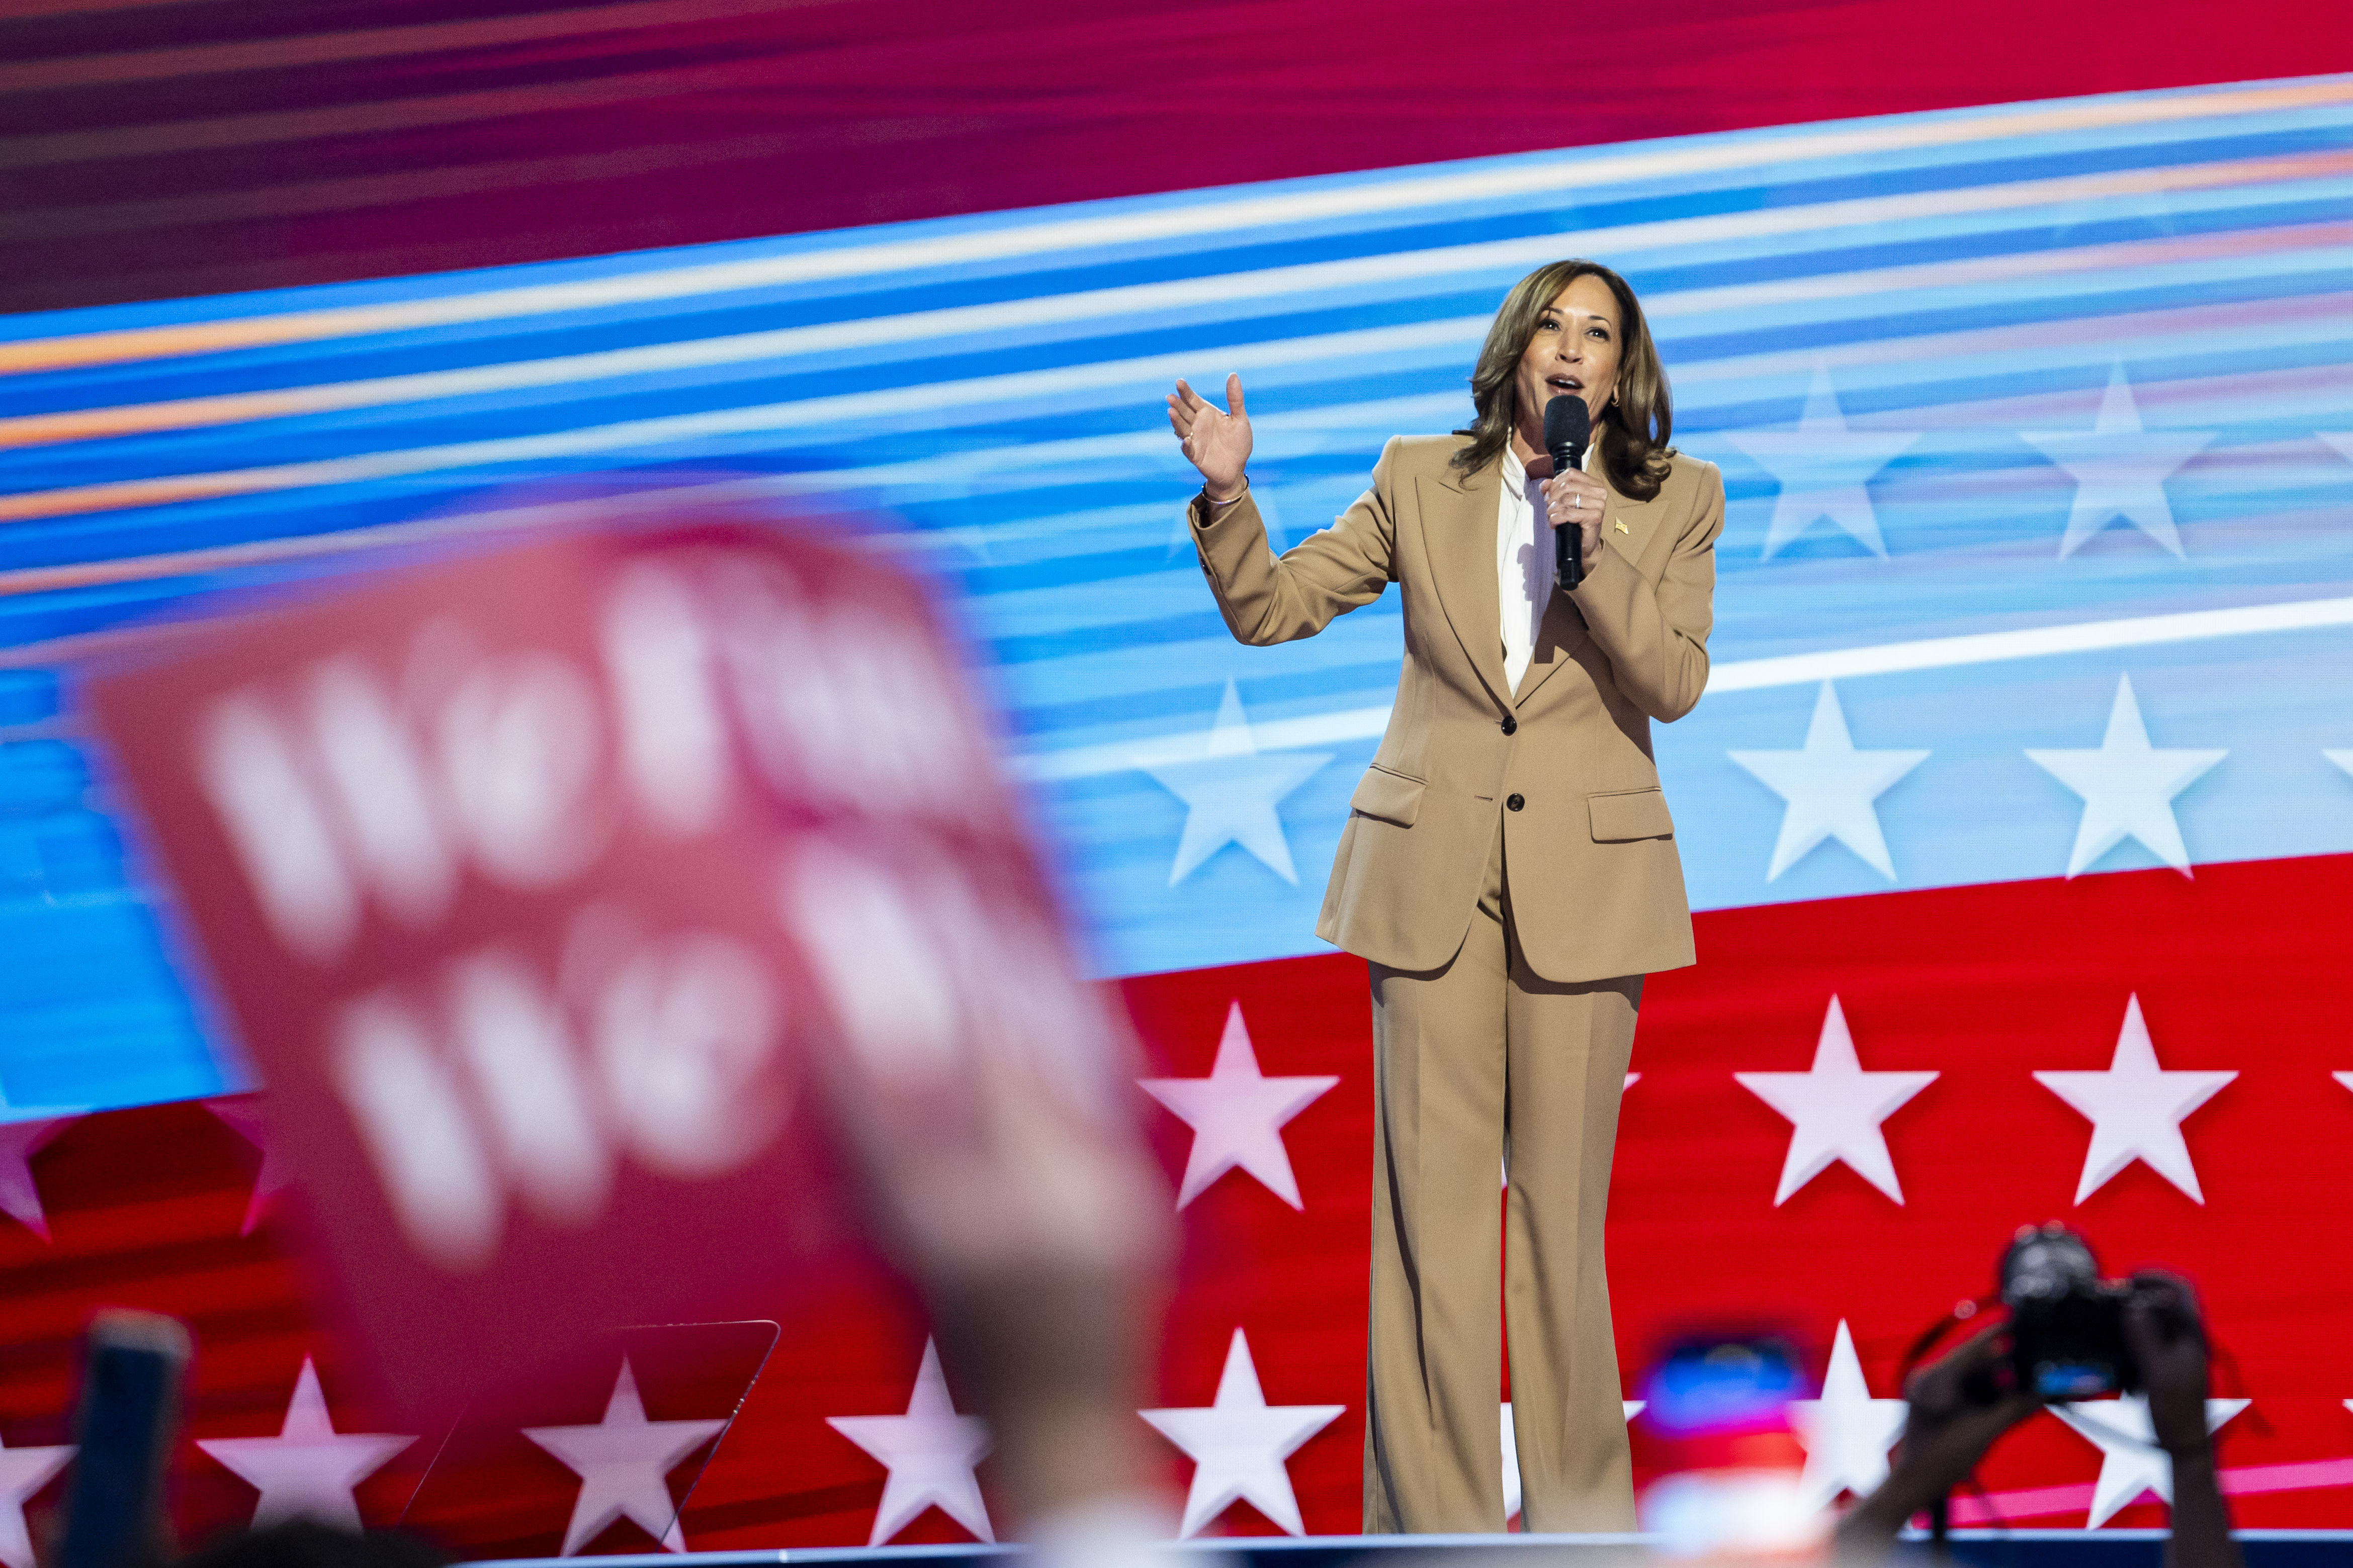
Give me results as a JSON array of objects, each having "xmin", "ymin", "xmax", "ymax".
[{"xmin": 807, "ymin": 902, "xmax": 1172, "ymax": 1533}]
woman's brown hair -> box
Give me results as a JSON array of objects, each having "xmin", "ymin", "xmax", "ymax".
[{"xmin": 1450, "ymin": 259, "xmax": 1675, "ymax": 501}]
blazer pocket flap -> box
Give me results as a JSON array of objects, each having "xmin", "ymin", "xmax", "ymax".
[
  {"xmin": 1589, "ymin": 787, "xmax": 1673, "ymax": 842},
  {"xmin": 1350, "ymin": 765, "xmax": 1425, "ymax": 828}
]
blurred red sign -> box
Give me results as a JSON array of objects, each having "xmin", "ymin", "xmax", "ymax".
[
  {"xmin": 399, "ymin": 1319, "xmax": 776, "ymax": 1558},
  {"xmin": 89, "ymin": 522, "xmax": 1102, "ymax": 1419}
]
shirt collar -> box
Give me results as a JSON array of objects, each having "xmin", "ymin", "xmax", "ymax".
[{"xmin": 1501, "ymin": 431, "xmax": 1597, "ymax": 489}]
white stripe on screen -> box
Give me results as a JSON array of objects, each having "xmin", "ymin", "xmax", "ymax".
[{"xmin": 1012, "ymin": 593, "xmax": 2353, "ymax": 781}]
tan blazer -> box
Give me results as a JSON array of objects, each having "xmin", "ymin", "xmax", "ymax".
[{"xmin": 1185, "ymin": 433, "xmax": 1724, "ymax": 985}]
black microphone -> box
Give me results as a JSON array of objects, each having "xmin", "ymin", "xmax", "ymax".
[{"xmin": 1543, "ymin": 394, "xmax": 1592, "ymax": 590}]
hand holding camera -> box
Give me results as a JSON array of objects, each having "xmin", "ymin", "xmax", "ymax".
[
  {"xmin": 2000, "ymin": 1222, "xmax": 2161, "ymax": 1400},
  {"xmin": 1838, "ymin": 1228, "xmax": 2242, "ymax": 1568}
]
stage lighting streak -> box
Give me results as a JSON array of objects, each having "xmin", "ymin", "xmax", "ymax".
[
  {"xmin": 0, "ymin": 53, "xmax": 847, "ymax": 172},
  {"xmin": 9, "ymin": 279, "xmax": 2343, "ymax": 536},
  {"xmin": 0, "ymin": 133, "xmax": 817, "ymax": 248},
  {"xmin": 1671, "ymin": 289, "xmax": 2353, "ymax": 385},
  {"xmin": 1640, "ymin": 219, "xmax": 2353, "ymax": 319},
  {"xmin": 0, "ymin": 0, "xmax": 827, "ymax": 95},
  {"xmin": 8, "ymin": 268, "xmax": 2353, "ymax": 528},
  {"xmin": 9, "ymin": 217, "xmax": 2353, "ymax": 457},
  {"xmin": 1708, "ymin": 594, "xmax": 2353, "ymax": 688},
  {"xmin": 0, "ymin": 279, "xmax": 1490, "ymax": 451},
  {"xmin": 22, "ymin": 262, "xmax": 2344, "ymax": 511},
  {"xmin": 0, "ymin": 448, "xmax": 1195, "ymax": 603},
  {"xmin": 0, "ymin": 319, "xmax": 1493, "ymax": 524},
  {"xmin": 6, "ymin": 73, "xmax": 2350, "ymax": 377}
]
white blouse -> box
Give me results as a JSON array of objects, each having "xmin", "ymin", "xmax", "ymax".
[{"xmin": 1495, "ymin": 436, "xmax": 1598, "ymax": 694}]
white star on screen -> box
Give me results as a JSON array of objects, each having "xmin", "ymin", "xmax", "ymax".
[
  {"xmin": 1728, "ymin": 681, "xmax": 1928, "ymax": 882},
  {"xmin": 2050, "ymin": 1395, "xmax": 2248, "ymax": 1528},
  {"xmin": 0, "ymin": 1088, "xmax": 82, "ymax": 1243},
  {"xmin": 2035, "ymin": 995, "xmax": 2234, "ymax": 1205},
  {"xmin": 2021, "ymin": 364, "xmax": 2213, "ymax": 558},
  {"xmin": 1139, "ymin": 681, "xmax": 1332, "ymax": 885},
  {"xmin": 1724, "ymin": 366, "xmax": 1920, "ymax": 560},
  {"xmin": 2025, "ymin": 674, "xmax": 2223, "ymax": 877},
  {"xmin": 1501, "ymin": 1401, "xmax": 1643, "ymax": 1521},
  {"xmin": 1736, "ymin": 997, "xmax": 1936, "ymax": 1206},
  {"xmin": 521, "ymin": 1356, "xmax": 728, "ymax": 1555},
  {"xmin": 196, "ymin": 1358, "xmax": 414, "ymax": 1531},
  {"xmin": 1140, "ymin": 1328, "xmax": 1342, "ymax": 1538},
  {"xmin": 1141, "ymin": 1001, "xmax": 1337, "ymax": 1210},
  {"xmin": 1787, "ymin": 1321, "xmax": 1907, "ymax": 1513},
  {"xmin": 2325, "ymin": 748, "xmax": 2353, "ymax": 784},
  {"xmin": 206, "ymin": 1098, "xmax": 294, "ymax": 1236},
  {"xmin": 0, "ymin": 1429, "xmax": 72, "ymax": 1568},
  {"xmin": 827, "ymin": 1338, "xmax": 994, "ymax": 1547}
]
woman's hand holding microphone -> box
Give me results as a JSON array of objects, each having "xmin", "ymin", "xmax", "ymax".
[
  {"xmin": 1541, "ymin": 467, "xmax": 1608, "ymax": 579},
  {"xmin": 1168, "ymin": 375, "xmax": 1251, "ymax": 504}
]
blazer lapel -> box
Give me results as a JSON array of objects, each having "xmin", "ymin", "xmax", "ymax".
[
  {"xmin": 1416, "ymin": 463, "xmax": 1512, "ymax": 710},
  {"xmin": 1514, "ymin": 582, "xmax": 1592, "ymax": 708},
  {"xmin": 1601, "ymin": 475, "xmax": 1670, "ymax": 575}
]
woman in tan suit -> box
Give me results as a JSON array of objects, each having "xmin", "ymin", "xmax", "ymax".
[{"xmin": 1165, "ymin": 259, "xmax": 1722, "ymax": 1534}]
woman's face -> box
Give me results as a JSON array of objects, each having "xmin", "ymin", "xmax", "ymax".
[{"xmin": 1513, "ymin": 273, "xmax": 1624, "ymax": 445}]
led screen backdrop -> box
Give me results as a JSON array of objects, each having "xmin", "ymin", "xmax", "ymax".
[{"xmin": 3, "ymin": 24, "xmax": 2353, "ymax": 1555}]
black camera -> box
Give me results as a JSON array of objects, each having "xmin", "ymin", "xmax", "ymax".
[{"xmin": 1999, "ymin": 1222, "xmax": 2142, "ymax": 1401}]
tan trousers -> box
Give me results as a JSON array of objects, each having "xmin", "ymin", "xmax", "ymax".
[{"xmin": 1363, "ymin": 817, "xmax": 1640, "ymax": 1534}]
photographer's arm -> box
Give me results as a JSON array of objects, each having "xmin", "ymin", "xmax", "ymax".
[
  {"xmin": 2128, "ymin": 1272, "xmax": 2244, "ymax": 1568},
  {"xmin": 2166, "ymin": 1446, "xmax": 2237, "ymax": 1568},
  {"xmin": 1836, "ymin": 1326, "xmax": 2039, "ymax": 1563}
]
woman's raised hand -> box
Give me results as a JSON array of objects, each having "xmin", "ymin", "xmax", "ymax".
[{"xmin": 1167, "ymin": 374, "xmax": 1251, "ymax": 502}]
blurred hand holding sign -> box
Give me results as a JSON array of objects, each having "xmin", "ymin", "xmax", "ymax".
[{"xmin": 91, "ymin": 522, "xmax": 1160, "ymax": 1426}]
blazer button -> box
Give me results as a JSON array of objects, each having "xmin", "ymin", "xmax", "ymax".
[
  {"xmin": 1506, "ymin": 793, "xmax": 1525, "ymax": 811},
  {"xmin": 1500, "ymin": 716, "xmax": 1518, "ymax": 735}
]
